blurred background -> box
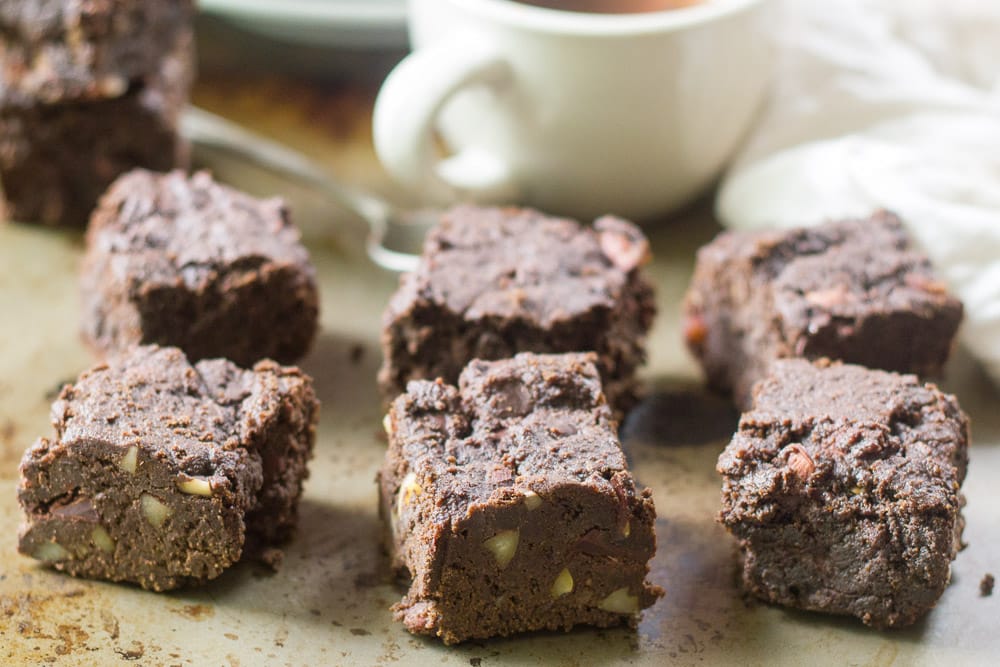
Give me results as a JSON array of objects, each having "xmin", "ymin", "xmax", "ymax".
[{"xmin": 193, "ymin": 3, "xmax": 413, "ymax": 216}]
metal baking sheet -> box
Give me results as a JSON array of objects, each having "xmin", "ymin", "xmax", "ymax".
[{"xmin": 1, "ymin": 88, "xmax": 998, "ymax": 666}]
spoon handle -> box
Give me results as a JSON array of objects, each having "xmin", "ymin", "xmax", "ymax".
[{"xmin": 180, "ymin": 106, "xmax": 422, "ymax": 272}]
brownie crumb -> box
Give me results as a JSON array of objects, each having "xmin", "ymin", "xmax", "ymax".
[
  {"xmin": 259, "ymin": 547, "xmax": 285, "ymax": 572},
  {"xmin": 114, "ymin": 646, "xmax": 144, "ymax": 661},
  {"xmin": 981, "ymin": 574, "xmax": 995, "ymax": 597},
  {"xmin": 349, "ymin": 344, "xmax": 365, "ymax": 364}
]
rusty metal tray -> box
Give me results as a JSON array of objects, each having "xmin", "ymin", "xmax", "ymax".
[{"xmin": 2, "ymin": 89, "xmax": 998, "ymax": 666}]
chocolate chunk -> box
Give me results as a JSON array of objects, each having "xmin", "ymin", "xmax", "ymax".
[{"xmin": 595, "ymin": 215, "xmax": 651, "ymax": 272}]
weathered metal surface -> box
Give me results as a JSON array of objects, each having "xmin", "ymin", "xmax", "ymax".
[{"xmin": 1, "ymin": 76, "xmax": 997, "ymax": 666}]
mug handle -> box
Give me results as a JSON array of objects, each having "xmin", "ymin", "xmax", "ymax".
[{"xmin": 373, "ymin": 37, "xmax": 519, "ymax": 205}]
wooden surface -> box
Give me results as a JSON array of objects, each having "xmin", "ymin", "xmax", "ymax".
[{"xmin": 1, "ymin": 23, "xmax": 999, "ymax": 667}]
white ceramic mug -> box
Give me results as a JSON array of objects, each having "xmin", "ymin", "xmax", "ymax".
[{"xmin": 374, "ymin": 0, "xmax": 775, "ymax": 221}]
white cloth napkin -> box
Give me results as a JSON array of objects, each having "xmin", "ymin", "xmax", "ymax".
[{"xmin": 716, "ymin": 0, "xmax": 1000, "ymax": 387}]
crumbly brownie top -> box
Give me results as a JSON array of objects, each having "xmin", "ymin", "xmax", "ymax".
[
  {"xmin": 390, "ymin": 353, "xmax": 627, "ymax": 515},
  {"xmin": 719, "ymin": 359, "xmax": 969, "ymax": 514},
  {"xmin": 85, "ymin": 169, "xmax": 312, "ymax": 291},
  {"xmin": 727, "ymin": 211, "xmax": 960, "ymax": 342},
  {"xmin": 0, "ymin": 0, "xmax": 193, "ymax": 105},
  {"xmin": 721, "ymin": 211, "xmax": 904, "ymax": 277},
  {"xmin": 390, "ymin": 206, "xmax": 650, "ymax": 327},
  {"xmin": 46, "ymin": 345, "xmax": 306, "ymax": 484},
  {"xmin": 0, "ymin": 0, "xmax": 136, "ymax": 42},
  {"xmin": 772, "ymin": 214, "xmax": 958, "ymax": 335}
]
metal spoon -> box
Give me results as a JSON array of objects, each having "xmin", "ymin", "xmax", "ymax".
[{"xmin": 180, "ymin": 105, "xmax": 430, "ymax": 272}]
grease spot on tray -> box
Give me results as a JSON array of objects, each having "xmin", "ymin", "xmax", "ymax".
[
  {"xmin": 867, "ymin": 640, "xmax": 899, "ymax": 667},
  {"xmin": 20, "ymin": 621, "xmax": 90, "ymax": 656},
  {"xmin": 170, "ymin": 603, "xmax": 215, "ymax": 621},
  {"xmin": 101, "ymin": 609, "xmax": 120, "ymax": 640},
  {"xmin": 353, "ymin": 570, "xmax": 381, "ymax": 589},
  {"xmin": 114, "ymin": 641, "xmax": 144, "ymax": 660}
]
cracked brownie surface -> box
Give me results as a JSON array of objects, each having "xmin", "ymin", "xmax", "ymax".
[{"xmin": 683, "ymin": 211, "xmax": 963, "ymax": 408}]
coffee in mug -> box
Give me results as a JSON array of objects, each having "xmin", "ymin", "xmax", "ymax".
[{"xmin": 515, "ymin": 0, "xmax": 703, "ymax": 13}]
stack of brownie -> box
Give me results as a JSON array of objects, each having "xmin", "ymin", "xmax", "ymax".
[
  {"xmin": 683, "ymin": 211, "xmax": 971, "ymax": 628},
  {"xmin": 0, "ymin": 0, "xmax": 194, "ymax": 226},
  {"xmin": 17, "ymin": 169, "xmax": 321, "ymax": 590},
  {"xmin": 377, "ymin": 206, "xmax": 663, "ymax": 642}
]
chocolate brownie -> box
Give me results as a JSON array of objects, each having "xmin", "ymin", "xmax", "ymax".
[
  {"xmin": 0, "ymin": 0, "xmax": 194, "ymax": 104},
  {"xmin": 717, "ymin": 358, "xmax": 969, "ymax": 629},
  {"xmin": 683, "ymin": 212, "xmax": 963, "ymax": 408},
  {"xmin": 378, "ymin": 205, "xmax": 656, "ymax": 414},
  {"xmin": 981, "ymin": 574, "xmax": 995, "ymax": 597},
  {"xmin": 17, "ymin": 345, "xmax": 318, "ymax": 591},
  {"xmin": 0, "ymin": 1, "xmax": 193, "ymax": 227},
  {"xmin": 379, "ymin": 352, "xmax": 662, "ymax": 644},
  {"xmin": 80, "ymin": 170, "xmax": 319, "ymax": 367}
]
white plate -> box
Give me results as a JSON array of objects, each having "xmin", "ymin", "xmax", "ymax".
[{"xmin": 199, "ymin": 0, "xmax": 408, "ymax": 49}]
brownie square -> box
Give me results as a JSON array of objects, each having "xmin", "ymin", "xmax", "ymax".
[
  {"xmin": 717, "ymin": 358, "xmax": 968, "ymax": 629},
  {"xmin": 80, "ymin": 169, "xmax": 320, "ymax": 367},
  {"xmin": 378, "ymin": 205, "xmax": 656, "ymax": 413},
  {"xmin": 683, "ymin": 212, "xmax": 963, "ymax": 408},
  {"xmin": 0, "ymin": 0, "xmax": 194, "ymax": 104},
  {"xmin": 379, "ymin": 352, "xmax": 662, "ymax": 644},
  {"xmin": 0, "ymin": 27, "xmax": 192, "ymax": 227},
  {"xmin": 17, "ymin": 345, "xmax": 319, "ymax": 591}
]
